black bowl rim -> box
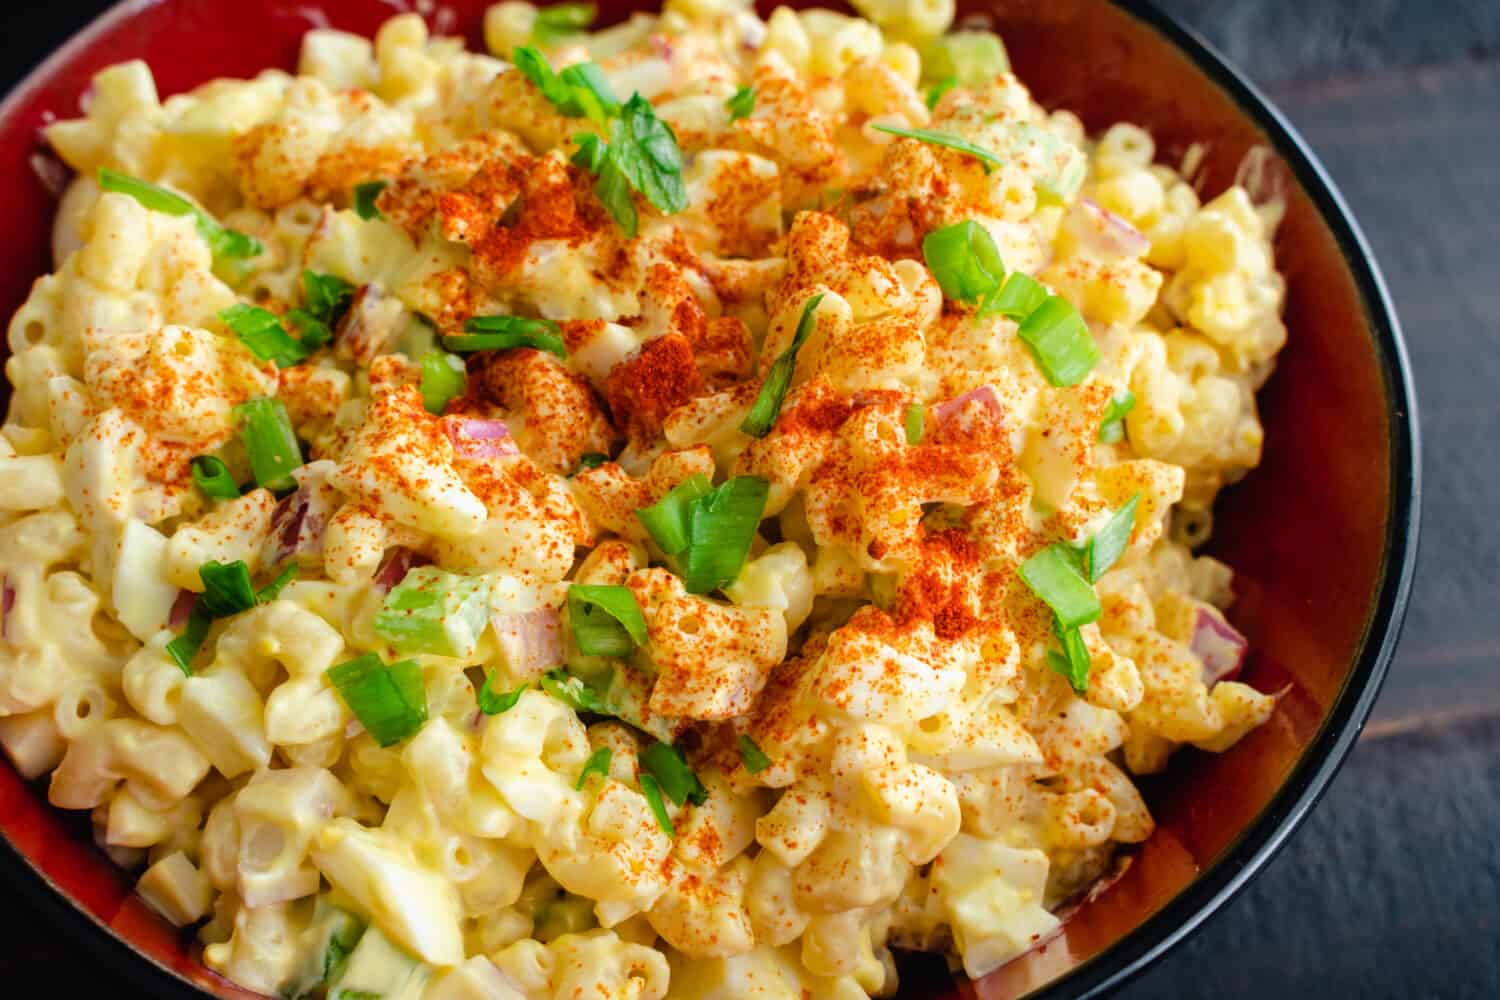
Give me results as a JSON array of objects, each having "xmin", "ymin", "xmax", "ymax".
[{"xmin": 0, "ymin": 1, "xmax": 1421, "ymax": 998}]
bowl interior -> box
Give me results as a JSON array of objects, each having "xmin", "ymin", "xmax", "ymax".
[{"xmin": 0, "ymin": 2, "xmax": 1414, "ymax": 998}]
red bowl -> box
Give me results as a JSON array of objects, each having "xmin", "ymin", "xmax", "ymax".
[{"xmin": 0, "ymin": 1, "xmax": 1419, "ymax": 998}]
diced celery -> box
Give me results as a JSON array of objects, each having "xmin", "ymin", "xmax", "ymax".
[
  {"xmin": 281, "ymin": 898, "xmax": 365, "ymax": 1000},
  {"xmin": 325, "ymin": 926, "xmax": 431, "ymax": 1000},
  {"xmin": 923, "ymin": 31, "xmax": 1010, "ymax": 88},
  {"xmin": 373, "ymin": 567, "xmax": 492, "ymax": 659}
]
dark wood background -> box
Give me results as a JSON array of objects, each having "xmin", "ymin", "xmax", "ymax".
[{"xmin": 0, "ymin": 1, "xmax": 1494, "ymax": 996}]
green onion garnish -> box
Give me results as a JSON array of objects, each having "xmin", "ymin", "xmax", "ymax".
[
  {"xmin": 286, "ymin": 270, "xmax": 355, "ymax": 348},
  {"xmin": 165, "ymin": 608, "xmax": 211, "ymax": 675},
  {"xmin": 636, "ymin": 473, "xmax": 713, "ymax": 555},
  {"xmin": 903, "ymin": 404, "xmax": 925, "ymax": 445},
  {"xmin": 639, "ymin": 773, "xmax": 673, "ymax": 835},
  {"xmin": 641, "ymin": 741, "xmax": 707, "ymax": 807},
  {"xmin": 477, "ymin": 671, "xmax": 527, "ymax": 715},
  {"xmin": 98, "ymin": 168, "xmax": 262, "ymax": 259},
  {"xmin": 220, "ymin": 304, "xmax": 311, "ymax": 367},
  {"xmin": 234, "ymin": 398, "xmax": 303, "ymax": 493},
  {"xmin": 419, "ymin": 352, "xmax": 466, "ymax": 415},
  {"xmin": 373, "ymin": 566, "xmax": 492, "ymax": 659},
  {"xmin": 352, "ymin": 180, "xmax": 387, "ymax": 220},
  {"xmin": 1016, "ymin": 295, "xmax": 1098, "ymax": 387},
  {"xmin": 326, "ymin": 653, "xmax": 428, "ymax": 748},
  {"xmin": 726, "ymin": 86, "xmax": 756, "ymax": 121},
  {"xmin": 190, "ymin": 455, "xmax": 239, "ymax": 500},
  {"xmin": 567, "ymin": 584, "xmax": 647, "ymax": 658},
  {"xmin": 926, "ymin": 75, "xmax": 957, "ymax": 110},
  {"xmin": 575, "ymin": 746, "xmax": 613, "ymax": 789},
  {"xmin": 257, "ymin": 564, "xmax": 298, "ymax": 603},
  {"xmin": 737, "ymin": 734, "xmax": 772, "ymax": 774},
  {"xmin": 682, "ymin": 476, "xmax": 769, "ymax": 595},
  {"xmin": 923, "ymin": 220, "xmax": 1005, "ymax": 304},
  {"xmin": 165, "ymin": 559, "xmax": 291, "ymax": 674},
  {"xmin": 980, "ymin": 271, "xmax": 1049, "ymax": 321},
  {"xmin": 740, "ymin": 293, "xmax": 824, "ymax": 438},
  {"xmin": 540, "ymin": 668, "xmax": 611, "ymax": 713},
  {"xmin": 1075, "ymin": 495, "xmax": 1139, "ymax": 583},
  {"xmin": 444, "ymin": 315, "xmax": 567, "ymax": 358},
  {"xmin": 532, "ymin": 1, "xmax": 596, "ymax": 45},
  {"xmin": 577, "ymin": 453, "xmax": 609, "ymax": 470},
  {"xmin": 1097, "ymin": 391, "xmax": 1136, "ymax": 444},
  {"xmin": 870, "ymin": 124, "xmax": 1004, "ymax": 173},
  {"xmin": 1047, "ymin": 623, "xmax": 1091, "ymax": 694},
  {"xmin": 1019, "ymin": 544, "xmax": 1101, "ymax": 629}
]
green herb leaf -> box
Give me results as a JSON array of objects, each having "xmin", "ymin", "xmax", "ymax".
[
  {"xmin": 477, "ymin": 671, "xmax": 527, "ymax": 715},
  {"xmin": 1016, "ymin": 295, "xmax": 1099, "ymax": 386},
  {"xmin": 234, "ymin": 398, "xmax": 303, "ymax": 492},
  {"xmin": 925, "ymin": 75, "xmax": 957, "ymax": 110},
  {"xmin": 737, "ymin": 734, "xmax": 772, "ymax": 774},
  {"xmin": 567, "ymin": 584, "xmax": 648, "ymax": 658},
  {"xmin": 99, "ymin": 168, "xmax": 262, "ymax": 259},
  {"xmin": 904, "ymin": 403, "xmax": 925, "ymax": 445},
  {"xmin": 220, "ymin": 304, "xmax": 311, "ymax": 367},
  {"xmin": 1020, "ymin": 545, "xmax": 1101, "ymax": 630},
  {"xmin": 1097, "ymin": 390, "xmax": 1136, "ymax": 444},
  {"xmin": 592, "ymin": 153, "xmax": 638, "ymax": 236},
  {"xmin": 420, "ymin": 351, "xmax": 467, "ymax": 415},
  {"xmin": 641, "ymin": 741, "xmax": 707, "ymax": 806},
  {"xmin": 636, "ymin": 473, "xmax": 713, "ymax": 555},
  {"xmin": 870, "ymin": 124, "xmax": 1004, "ymax": 173},
  {"xmin": 256, "ymin": 563, "xmax": 298, "ymax": 603},
  {"xmin": 326, "ymin": 653, "xmax": 428, "ymax": 747},
  {"xmin": 352, "ymin": 180, "xmax": 387, "ymax": 220},
  {"xmin": 609, "ymin": 94, "xmax": 689, "ymax": 215},
  {"xmin": 540, "ymin": 668, "xmax": 611, "ymax": 713},
  {"xmin": 558, "ymin": 62, "xmax": 619, "ymax": 124},
  {"xmin": 190, "ymin": 455, "xmax": 239, "ymax": 500},
  {"xmin": 577, "ymin": 452, "xmax": 609, "ymax": 470},
  {"xmin": 923, "ymin": 220, "xmax": 1005, "ymax": 304},
  {"xmin": 571, "ymin": 132, "xmax": 608, "ymax": 172},
  {"xmin": 682, "ymin": 476, "xmax": 769, "ymax": 595},
  {"xmin": 639, "ymin": 773, "xmax": 674, "ymax": 835},
  {"xmin": 445, "ymin": 315, "xmax": 567, "ymax": 358},
  {"xmin": 726, "ymin": 86, "xmax": 756, "ymax": 121},
  {"xmin": 373, "ymin": 566, "xmax": 493, "ymax": 659},
  {"xmin": 533, "ymin": 1, "xmax": 597, "ymax": 45},
  {"xmin": 575, "ymin": 745, "xmax": 613, "ymax": 789},
  {"xmin": 740, "ymin": 293, "xmax": 824, "ymax": 438},
  {"xmin": 980, "ymin": 271, "xmax": 1049, "ymax": 321}
]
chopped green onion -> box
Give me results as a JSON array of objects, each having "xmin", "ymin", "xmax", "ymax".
[
  {"xmin": 1047, "ymin": 623, "xmax": 1091, "ymax": 694},
  {"xmin": 533, "ymin": 1, "xmax": 596, "ymax": 45},
  {"xmin": 326, "ymin": 653, "xmax": 428, "ymax": 747},
  {"xmin": 682, "ymin": 476, "xmax": 769, "ymax": 595},
  {"xmin": 577, "ymin": 453, "xmax": 609, "ymax": 470},
  {"xmin": 256, "ymin": 564, "xmax": 298, "ymax": 603},
  {"xmin": 98, "ymin": 168, "xmax": 262, "ymax": 259},
  {"xmin": 198, "ymin": 560, "xmax": 258, "ymax": 618},
  {"xmin": 575, "ymin": 746, "xmax": 613, "ymax": 789},
  {"xmin": 477, "ymin": 671, "xmax": 527, "ymax": 715},
  {"xmin": 1098, "ymin": 391, "xmax": 1136, "ymax": 444},
  {"xmin": 737, "ymin": 734, "xmax": 772, "ymax": 774},
  {"xmin": 220, "ymin": 304, "xmax": 311, "ymax": 367},
  {"xmin": 870, "ymin": 124, "xmax": 1004, "ymax": 173},
  {"xmin": 981, "ymin": 271, "xmax": 1049, "ymax": 321},
  {"xmin": 567, "ymin": 584, "xmax": 647, "ymax": 658},
  {"xmin": 353, "ymin": 180, "xmax": 387, "ymax": 220},
  {"xmin": 420, "ymin": 351, "xmax": 467, "ymax": 415},
  {"xmin": 1077, "ymin": 495, "xmax": 1139, "ymax": 583},
  {"xmin": 373, "ymin": 566, "xmax": 492, "ymax": 659},
  {"xmin": 540, "ymin": 668, "xmax": 611, "ymax": 713},
  {"xmin": 1017, "ymin": 295, "xmax": 1099, "ymax": 387},
  {"xmin": 926, "ymin": 75, "xmax": 957, "ymax": 110},
  {"xmin": 190, "ymin": 455, "xmax": 239, "ymax": 500},
  {"xmin": 445, "ymin": 315, "xmax": 567, "ymax": 358},
  {"xmin": 1019, "ymin": 544, "xmax": 1101, "ymax": 629},
  {"xmin": 740, "ymin": 293, "xmax": 824, "ymax": 438},
  {"xmin": 635, "ymin": 473, "xmax": 713, "ymax": 555},
  {"xmin": 726, "ymin": 86, "xmax": 756, "ymax": 121},
  {"xmin": 639, "ymin": 773, "xmax": 673, "ymax": 835},
  {"xmin": 641, "ymin": 741, "xmax": 707, "ymax": 806},
  {"xmin": 235, "ymin": 398, "xmax": 303, "ymax": 493},
  {"xmin": 165, "ymin": 607, "xmax": 211, "ymax": 675},
  {"xmin": 295, "ymin": 270, "xmax": 355, "ymax": 349},
  {"xmin": 904, "ymin": 404, "xmax": 925, "ymax": 445},
  {"xmin": 923, "ymin": 220, "xmax": 1005, "ymax": 304}
]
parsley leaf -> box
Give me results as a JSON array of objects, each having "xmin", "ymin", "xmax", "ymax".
[{"xmin": 726, "ymin": 86, "xmax": 756, "ymax": 121}]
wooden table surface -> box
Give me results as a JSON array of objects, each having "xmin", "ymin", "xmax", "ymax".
[{"xmin": 0, "ymin": 1, "xmax": 1495, "ymax": 996}]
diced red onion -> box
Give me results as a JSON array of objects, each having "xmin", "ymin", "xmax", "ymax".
[
  {"xmin": 372, "ymin": 547, "xmax": 429, "ymax": 593},
  {"xmin": 336, "ymin": 284, "xmax": 405, "ymax": 366},
  {"xmin": 1064, "ymin": 198, "xmax": 1149, "ymax": 260},
  {"xmin": 266, "ymin": 465, "xmax": 332, "ymax": 566},
  {"xmin": 30, "ymin": 150, "xmax": 72, "ymax": 198},
  {"xmin": 345, "ymin": 717, "xmax": 365, "ymax": 739},
  {"xmin": 444, "ymin": 417, "xmax": 519, "ymax": 460},
  {"xmin": 492, "ymin": 607, "xmax": 563, "ymax": 678},
  {"xmin": 1191, "ymin": 607, "xmax": 1248, "ymax": 687},
  {"xmin": 168, "ymin": 589, "xmax": 197, "ymax": 628},
  {"xmin": 1, "ymin": 578, "xmax": 14, "ymax": 641},
  {"xmin": 930, "ymin": 384, "xmax": 1005, "ymax": 442}
]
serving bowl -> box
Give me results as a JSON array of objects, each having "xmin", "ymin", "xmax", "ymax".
[{"xmin": 0, "ymin": 0, "xmax": 1419, "ymax": 997}]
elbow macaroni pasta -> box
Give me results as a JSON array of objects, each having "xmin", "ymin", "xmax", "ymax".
[{"xmin": 0, "ymin": 2, "xmax": 1289, "ymax": 995}]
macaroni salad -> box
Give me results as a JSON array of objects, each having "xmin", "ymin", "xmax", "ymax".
[{"xmin": 0, "ymin": 1, "xmax": 1288, "ymax": 996}]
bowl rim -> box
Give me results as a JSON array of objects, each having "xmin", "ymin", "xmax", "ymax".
[{"xmin": 0, "ymin": 1, "xmax": 1421, "ymax": 998}]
